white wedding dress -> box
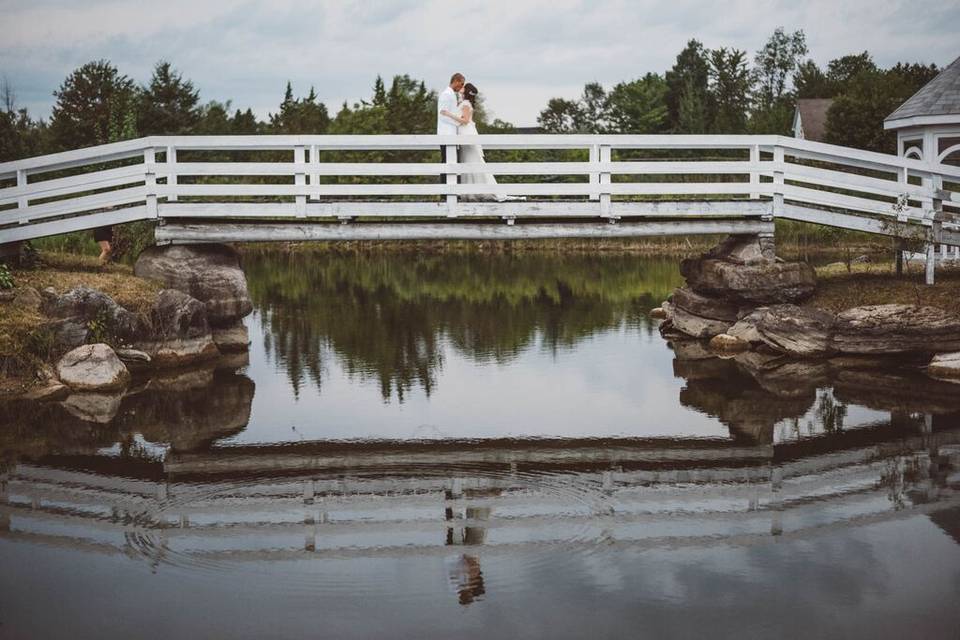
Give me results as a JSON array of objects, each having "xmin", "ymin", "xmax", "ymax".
[{"xmin": 457, "ymin": 101, "xmax": 507, "ymax": 202}]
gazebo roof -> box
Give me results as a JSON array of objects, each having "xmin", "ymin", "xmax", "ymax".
[{"xmin": 885, "ymin": 55, "xmax": 960, "ymax": 130}]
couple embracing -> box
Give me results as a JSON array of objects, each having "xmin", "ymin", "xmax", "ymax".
[{"xmin": 437, "ymin": 72, "xmax": 520, "ymax": 202}]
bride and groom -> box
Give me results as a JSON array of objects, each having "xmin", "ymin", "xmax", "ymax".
[{"xmin": 437, "ymin": 72, "xmax": 522, "ymax": 202}]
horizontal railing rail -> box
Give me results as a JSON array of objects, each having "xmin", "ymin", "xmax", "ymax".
[{"xmin": 1, "ymin": 134, "xmax": 958, "ymax": 245}]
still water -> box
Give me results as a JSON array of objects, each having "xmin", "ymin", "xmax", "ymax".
[{"xmin": 2, "ymin": 251, "xmax": 959, "ymax": 639}]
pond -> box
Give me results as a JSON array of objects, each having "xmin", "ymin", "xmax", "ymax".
[{"xmin": 1, "ymin": 250, "xmax": 959, "ymax": 639}]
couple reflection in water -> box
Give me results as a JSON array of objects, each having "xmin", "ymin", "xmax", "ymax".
[{"xmin": 444, "ymin": 486, "xmax": 493, "ymax": 605}]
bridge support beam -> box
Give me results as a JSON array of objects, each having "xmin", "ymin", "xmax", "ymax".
[{"xmin": 155, "ymin": 219, "xmax": 775, "ymax": 244}]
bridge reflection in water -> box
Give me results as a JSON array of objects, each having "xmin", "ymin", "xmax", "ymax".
[{"xmin": 2, "ymin": 351, "xmax": 959, "ymax": 602}]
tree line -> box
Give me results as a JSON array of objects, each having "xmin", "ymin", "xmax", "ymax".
[
  {"xmin": 536, "ymin": 29, "xmax": 938, "ymax": 153},
  {"xmin": 0, "ymin": 27, "xmax": 941, "ymax": 163}
]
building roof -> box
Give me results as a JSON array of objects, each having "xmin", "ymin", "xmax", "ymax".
[
  {"xmin": 793, "ymin": 99, "xmax": 833, "ymax": 141},
  {"xmin": 885, "ymin": 55, "xmax": 960, "ymax": 129}
]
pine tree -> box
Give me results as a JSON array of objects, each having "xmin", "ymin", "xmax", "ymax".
[
  {"xmin": 138, "ymin": 61, "xmax": 200, "ymax": 135},
  {"xmin": 49, "ymin": 60, "xmax": 135, "ymax": 150}
]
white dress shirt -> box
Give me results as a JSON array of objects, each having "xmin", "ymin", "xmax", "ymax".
[{"xmin": 437, "ymin": 86, "xmax": 460, "ymax": 135}]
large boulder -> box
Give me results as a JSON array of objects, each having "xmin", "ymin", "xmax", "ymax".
[
  {"xmin": 56, "ymin": 343, "xmax": 130, "ymax": 391},
  {"xmin": 41, "ymin": 286, "xmax": 145, "ymax": 348},
  {"xmin": 661, "ymin": 301, "xmax": 732, "ymax": 339},
  {"xmin": 134, "ymin": 244, "xmax": 252, "ymax": 327},
  {"xmin": 680, "ymin": 259, "xmax": 817, "ymax": 305},
  {"xmin": 832, "ymin": 305, "xmax": 960, "ymax": 356},
  {"xmin": 135, "ymin": 289, "xmax": 220, "ymax": 367},
  {"xmin": 742, "ymin": 305, "xmax": 836, "ymax": 357},
  {"xmin": 212, "ymin": 323, "xmax": 250, "ymax": 353}
]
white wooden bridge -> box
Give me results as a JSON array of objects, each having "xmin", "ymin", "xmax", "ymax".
[{"xmin": 1, "ymin": 134, "xmax": 959, "ymax": 276}]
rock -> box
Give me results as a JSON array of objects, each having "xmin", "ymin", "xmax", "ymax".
[
  {"xmin": 662, "ymin": 301, "xmax": 732, "ymax": 339},
  {"xmin": 42, "ymin": 286, "xmax": 144, "ymax": 343},
  {"xmin": 136, "ymin": 290, "xmax": 220, "ymax": 367},
  {"xmin": 833, "ymin": 305, "xmax": 960, "ymax": 356},
  {"xmin": 672, "ymin": 287, "xmax": 742, "ymax": 323},
  {"xmin": 680, "ymin": 258, "xmax": 817, "ymax": 305},
  {"xmin": 41, "ymin": 317, "xmax": 90, "ymax": 350},
  {"xmin": 134, "ymin": 244, "xmax": 253, "ymax": 327},
  {"xmin": 649, "ymin": 307, "xmax": 668, "ymax": 319},
  {"xmin": 115, "ymin": 348, "xmax": 152, "ymax": 371},
  {"xmin": 61, "ymin": 392, "xmax": 123, "ymax": 424},
  {"xmin": 12, "ymin": 286, "xmax": 42, "ymax": 311},
  {"xmin": 927, "ymin": 352, "xmax": 960, "ymax": 380},
  {"xmin": 0, "ymin": 290, "xmax": 14, "ymax": 303},
  {"xmin": 703, "ymin": 234, "xmax": 775, "ymax": 265},
  {"xmin": 750, "ymin": 305, "xmax": 836, "ymax": 357},
  {"xmin": 708, "ymin": 333, "xmax": 750, "ymax": 353},
  {"xmin": 23, "ymin": 382, "xmax": 70, "ymax": 401},
  {"xmin": 56, "ymin": 344, "xmax": 130, "ymax": 391},
  {"xmin": 727, "ymin": 311, "xmax": 765, "ymax": 344},
  {"xmin": 212, "ymin": 323, "xmax": 250, "ymax": 353}
]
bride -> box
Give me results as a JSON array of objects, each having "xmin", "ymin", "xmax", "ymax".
[{"xmin": 452, "ymin": 83, "xmax": 520, "ymax": 202}]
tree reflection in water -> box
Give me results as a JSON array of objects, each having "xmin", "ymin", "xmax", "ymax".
[{"xmin": 244, "ymin": 250, "xmax": 682, "ymax": 401}]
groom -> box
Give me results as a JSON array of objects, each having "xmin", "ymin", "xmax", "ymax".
[{"xmin": 437, "ymin": 72, "xmax": 465, "ymax": 184}]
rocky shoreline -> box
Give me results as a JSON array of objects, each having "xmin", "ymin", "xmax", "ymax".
[
  {"xmin": 4, "ymin": 244, "xmax": 254, "ymax": 399},
  {"xmin": 655, "ymin": 235, "xmax": 960, "ymax": 381}
]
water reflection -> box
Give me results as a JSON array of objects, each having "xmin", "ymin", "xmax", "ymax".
[
  {"xmin": 2, "ymin": 251, "xmax": 960, "ymax": 635},
  {"xmin": 244, "ymin": 251, "xmax": 680, "ymax": 401}
]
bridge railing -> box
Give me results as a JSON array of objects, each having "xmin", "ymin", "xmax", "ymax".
[{"xmin": 1, "ymin": 134, "xmax": 959, "ymax": 244}]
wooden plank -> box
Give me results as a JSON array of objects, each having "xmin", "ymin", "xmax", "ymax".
[
  {"xmin": 3, "ymin": 186, "xmax": 148, "ymax": 225},
  {"xmin": 779, "ymin": 203, "xmax": 928, "ymax": 238},
  {"xmin": 0, "ymin": 206, "xmax": 149, "ymax": 243},
  {"xmin": 158, "ymin": 199, "xmax": 766, "ymax": 219},
  {"xmin": 158, "ymin": 182, "xmax": 766, "ymax": 198},
  {"xmin": 151, "ymin": 160, "xmax": 766, "ymax": 177},
  {"xmin": 0, "ymin": 165, "xmax": 145, "ymax": 205},
  {"xmin": 0, "ymin": 138, "xmax": 151, "ymax": 175},
  {"xmin": 155, "ymin": 219, "xmax": 775, "ymax": 244}
]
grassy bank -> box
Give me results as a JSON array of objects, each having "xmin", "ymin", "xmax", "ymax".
[
  {"xmin": 808, "ymin": 262, "xmax": 960, "ymax": 315},
  {"xmin": 0, "ymin": 254, "xmax": 160, "ymax": 392}
]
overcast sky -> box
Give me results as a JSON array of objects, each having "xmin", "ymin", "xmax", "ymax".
[{"xmin": 1, "ymin": 0, "xmax": 958, "ymax": 127}]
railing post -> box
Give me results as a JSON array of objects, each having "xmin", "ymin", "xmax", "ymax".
[
  {"xmin": 294, "ymin": 145, "xmax": 307, "ymax": 218},
  {"xmin": 772, "ymin": 145, "xmax": 785, "ymax": 218},
  {"xmin": 926, "ymin": 173, "xmax": 944, "ymax": 285},
  {"xmin": 310, "ymin": 144, "xmax": 319, "ymax": 201},
  {"xmin": 599, "ymin": 144, "xmax": 612, "ymax": 220},
  {"xmin": 445, "ymin": 143, "xmax": 458, "ymax": 218},
  {"xmin": 749, "ymin": 145, "xmax": 760, "ymax": 200},
  {"xmin": 589, "ymin": 144, "xmax": 600, "ymax": 201},
  {"xmin": 144, "ymin": 148, "xmax": 158, "ymax": 219},
  {"xmin": 16, "ymin": 169, "xmax": 28, "ymax": 223},
  {"xmin": 166, "ymin": 146, "xmax": 177, "ymax": 202}
]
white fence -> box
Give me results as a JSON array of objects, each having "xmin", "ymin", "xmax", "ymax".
[{"xmin": 1, "ymin": 134, "xmax": 959, "ymax": 245}]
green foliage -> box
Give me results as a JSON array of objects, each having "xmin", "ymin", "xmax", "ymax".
[
  {"xmin": 605, "ymin": 74, "xmax": 668, "ymax": 133},
  {"xmin": 138, "ymin": 61, "xmax": 200, "ymax": 135},
  {"xmin": 86, "ymin": 307, "xmax": 114, "ymax": 344},
  {"xmin": 752, "ymin": 28, "xmax": 808, "ymax": 110},
  {"xmin": 0, "ymin": 263, "xmax": 14, "ymax": 289},
  {"xmin": 664, "ymin": 39, "xmax": 711, "ymax": 132},
  {"xmin": 48, "ymin": 60, "xmax": 136, "ymax": 150},
  {"xmin": 824, "ymin": 63, "xmax": 939, "ymax": 153},
  {"xmin": 708, "ymin": 48, "xmax": 751, "ymax": 133},
  {"xmin": 269, "ymin": 82, "xmax": 331, "ymax": 133}
]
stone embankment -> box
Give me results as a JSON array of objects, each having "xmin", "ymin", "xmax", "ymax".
[
  {"xmin": 657, "ymin": 234, "xmax": 960, "ymax": 382},
  {"xmin": 10, "ymin": 243, "xmax": 253, "ymax": 398}
]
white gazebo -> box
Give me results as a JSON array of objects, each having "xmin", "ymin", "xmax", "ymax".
[
  {"xmin": 885, "ymin": 55, "xmax": 960, "ymax": 165},
  {"xmin": 885, "ymin": 55, "xmax": 960, "ymax": 272}
]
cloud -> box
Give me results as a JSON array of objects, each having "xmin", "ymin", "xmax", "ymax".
[{"xmin": 1, "ymin": 0, "xmax": 957, "ymax": 126}]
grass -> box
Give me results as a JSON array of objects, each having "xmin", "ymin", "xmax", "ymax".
[
  {"xmin": 808, "ymin": 261, "xmax": 960, "ymax": 315},
  {"xmin": 0, "ymin": 253, "xmax": 161, "ymax": 392}
]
